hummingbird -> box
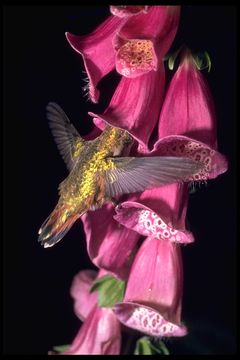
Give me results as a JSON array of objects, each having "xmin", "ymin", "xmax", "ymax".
[{"xmin": 38, "ymin": 102, "xmax": 202, "ymax": 248}]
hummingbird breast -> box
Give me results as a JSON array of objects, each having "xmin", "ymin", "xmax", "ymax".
[{"xmin": 58, "ymin": 128, "xmax": 127, "ymax": 212}]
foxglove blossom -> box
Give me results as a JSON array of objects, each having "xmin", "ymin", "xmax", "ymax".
[
  {"xmin": 114, "ymin": 237, "xmax": 187, "ymax": 337},
  {"xmin": 62, "ymin": 306, "xmax": 120, "ymax": 355},
  {"xmin": 113, "ymin": 6, "xmax": 180, "ymax": 77},
  {"xmin": 50, "ymin": 270, "xmax": 121, "ymax": 355},
  {"xmin": 157, "ymin": 48, "xmax": 218, "ymax": 149},
  {"xmin": 81, "ymin": 203, "xmax": 140, "ymax": 280},
  {"xmin": 89, "ymin": 65, "xmax": 165, "ymax": 149},
  {"xmin": 67, "ymin": 6, "xmax": 180, "ymax": 149}
]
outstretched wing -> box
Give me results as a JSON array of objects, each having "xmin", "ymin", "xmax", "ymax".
[
  {"xmin": 104, "ymin": 156, "xmax": 203, "ymax": 197},
  {"xmin": 46, "ymin": 102, "xmax": 85, "ymax": 171}
]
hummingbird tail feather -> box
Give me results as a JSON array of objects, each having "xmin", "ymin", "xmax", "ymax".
[{"xmin": 38, "ymin": 206, "xmax": 82, "ymax": 248}]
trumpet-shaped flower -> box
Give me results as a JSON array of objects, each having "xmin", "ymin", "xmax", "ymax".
[
  {"xmin": 66, "ymin": 6, "xmax": 180, "ymax": 150},
  {"xmin": 114, "ymin": 6, "xmax": 180, "ymax": 78},
  {"xmin": 114, "ymin": 237, "xmax": 187, "ymax": 337},
  {"xmin": 114, "ymin": 134, "xmax": 227, "ymax": 245},
  {"xmin": 50, "ymin": 270, "xmax": 121, "ymax": 355},
  {"xmin": 66, "ymin": 6, "xmax": 179, "ymax": 97},
  {"xmin": 61, "ymin": 306, "xmax": 121, "ymax": 355},
  {"xmin": 157, "ymin": 48, "xmax": 218, "ymax": 149},
  {"xmin": 89, "ymin": 64, "xmax": 165, "ymax": 149},
  {"xmin": 81, "ymin": 203, "xmax": 140, "ymax": 280},
  {"xmin": 114, "ymin": 185, "xmax": 194, "ymax": 245}
]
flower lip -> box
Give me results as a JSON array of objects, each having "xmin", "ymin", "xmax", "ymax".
[
  {"xmin": 152, "ymin": 135, "xmax": 228, "ymax": 181},
  {"xmin": 114, "ymin": 302, "xmax": 187, "ymax": 337},
  {"xmin": 113, "ymin": 237, "xmax": 186, "ymax": 338},
  {"xmin": 114, "ymin": 202, "xmax": 194, "ymax": 244}
]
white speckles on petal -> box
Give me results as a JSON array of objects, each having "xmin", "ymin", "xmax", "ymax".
[
  {"xmin": 115, "ymin": 305, "xmax": 187, "ymax": 337},
  {"xmin": 136, "ymin": 208, "xmax": 193, "ymax": 244}
]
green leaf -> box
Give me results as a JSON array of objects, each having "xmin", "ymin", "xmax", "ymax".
[
  {"xmin": 90, "ymin": 274, "xmax": 125, "ymax": 308},
  {"xmin": 193, "ymin": 51, "xmax": 211, "ymax": 72},
  {"xmin": 204, "ymin": 51, "xmax": 211, "ymax": 72},
  {"xmin": 134, "ymin": 337, "xmax": 153, "ymax": 355},
  {"xmin": 134, "ymin": 337, "xmax": 170, "ymax": 355},
  {"xmin": 53, "ymin": 344, "xmax": 69, "ymax": 353},
  {"xmin": 167, "ymin": 46, "xmax": 183, "ymax": 71}
]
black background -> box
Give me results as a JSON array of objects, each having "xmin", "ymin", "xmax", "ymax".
[{"xmin": 3, "ymin": 5, "xmax": 237, "ymax": 354}]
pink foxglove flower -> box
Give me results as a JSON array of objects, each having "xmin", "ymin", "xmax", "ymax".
[
  {"xmin": 81, "ymin": 203, "xmax": 140, "ymax": 280},
  {"xmin": 113, "ymin": 6, "xmax": 180, "ymax": 77},
  {"xmin": 114, "ymin": 185, "xmax": 194, "ymax": 245},
  {"xmin": 51, "ymin": 270, "xmax": 121, "ymax": 355},
  {"xmin": 67, "ymin": 6, "xmax": 180, "ymax": 150},
  {"xmin": 114, "ymin": 134, "xmax": 227, "ymax": 247},
  {"xmin": 114, "ymin": 237, "xmax": 187, "ymax": 337},
  {"xmin": 157, "ymin": 48, "xmax": 218, "ymax": 149},
  {"xmin": 89, "ymin": 65, "xmax": 165, "ymax": 150}
]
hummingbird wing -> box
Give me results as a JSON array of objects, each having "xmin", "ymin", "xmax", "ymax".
[
  {"xmin": 104, "ymin": 156, "xmax": 203, "ymax": 197},
  {"xmin": 46, "ymin": 102, "xmax": 85, "ymax": 171}
]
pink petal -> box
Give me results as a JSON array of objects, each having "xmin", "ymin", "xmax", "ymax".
[
  {"xmin": 113, "ymin": 237, "xmax": 187, "ymax": 337},
  {"xmin": 153, "ymin": 135, "xmax": 228, "ymax": 181},
  {"xmin": 114, "ymin": 302, "xmax": 187, "ymax": 337},
  {"xmin": 113, "ymin": 135, "xmax": 227, "ymax": 241},
  {"xmin": 70, "ymin": 270, "xmax": 98, "ymax": 321},
  {"xmin": 158, "ymin": 48, "xmax": 217, "ymax": 149},
  {"xmin": 81, "ymin": 203, "xmax": 140, "ymax": 280},
  {"xmin": 114, "ymin": 197, "xmax": 194, "ymax": 244},
  {"xmin": 110, "ymin": 5, "xmax": 148, "ymax": 18},
  {"xmin": 89, "ymin": 64, "xmax": 165, "ymax": 150},
  {"xmin": 65, "ymin": 15, "xmax": 123, "ymax": 103},
  {"xmin": 63, "ymin": 306, "xmax": 121, "ymax": 355},
  {"xmin": 114, "ymin": 6, "xmax": 180, "ymax": 61},
  {"xmin": 113, "ymin": 163, "xmax": 193, "ymax": 244}
]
